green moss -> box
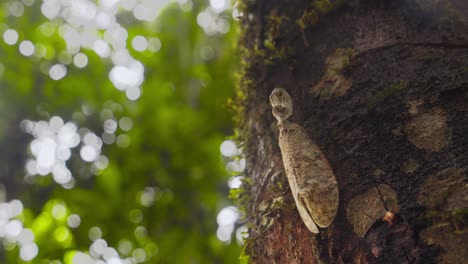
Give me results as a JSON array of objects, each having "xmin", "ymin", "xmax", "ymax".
[
  {"xmin": 261, "ymin": 12, "xmax": 296, "ymax": 62},
  {"xmin": 297, "ymin": 0, "xmax": 343, "ymax": 30},
  {"xmin": 272, "ymin": 196, "xmax": 284, "ymax": 209},
  {"xmin": 231, "ymin": 35, "xmax": 256, "ymax": 132},
  {"xmin": 275, "ymin": 179, "xmax": 283, "ymax": 191},
  {"xmin": 236, "ymin": 0, "xmax": 248, "ymax": 13},
  {"xmin": 297, "ymin": 9, "xmax": 319, "ymax": 30},
  {"xmin": 264, "ymin": 39, "xmax": 276, "ymax": 51},
  {"xmin": 266, "ymin": 13, "xmax": 289, "ymax": 42},
  {"xmin": 296, "ymin": 0, "xmax": 345, "ymax": 48},
  {"xmin": 265, "ymin": 47, "xmax": 295, "ymax": 63},
  {"xmin": 313, "ymin": 0, "xmax": 334, "ymax": 14},
  {"xmin": 312, "ymin": 48, "xmax": 357, "ymax": 98},
  {"xmin": 367, "ymin": 82, "xmax": 408, "ymax": 109},
  {"xmin": 253, "ymin": 46, "xmax": 267, "ymax": 58},
  {"xmin": 334, "ymin": 49, "xmax": 357, "ymax": 72}
]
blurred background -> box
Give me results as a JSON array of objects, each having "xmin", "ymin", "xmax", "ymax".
[{"xmin": 0, "ymin": 0, "xmax": 245, "ymax": 263}]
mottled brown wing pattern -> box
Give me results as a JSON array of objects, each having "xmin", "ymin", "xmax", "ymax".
[
  {"xmin": 279, "ymin": 123, "xmax": 339, "ymax": 229},
  {"xmin": 296, "ymin": 192, "xmax": 320, "ymax": 233},
  {"xmin": 278, "ymin": 125, "xmax": 320, "ymax": 233}
]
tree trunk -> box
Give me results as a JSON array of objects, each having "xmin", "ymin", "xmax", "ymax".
[{"xmin": 237, "ymin": 0, "xmax": 468, "ymax": 263}]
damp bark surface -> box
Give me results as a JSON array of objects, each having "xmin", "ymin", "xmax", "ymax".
[{"xmin": 238, "ymin": 0, "xmax": 468, "ymax": 263}]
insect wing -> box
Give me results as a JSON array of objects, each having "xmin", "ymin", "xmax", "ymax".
[{"xmin": 282, "ymin": 125, "xmax": 339, "ymax": 228}]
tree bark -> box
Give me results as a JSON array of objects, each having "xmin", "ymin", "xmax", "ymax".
[{"xmin": 238, "ymin": 0, "xmax": 468, "ymax": 263}]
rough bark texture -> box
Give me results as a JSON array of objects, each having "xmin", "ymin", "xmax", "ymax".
[{"xmin": 238, "ymin": 0, "xmax": 468, "ymax": 263}]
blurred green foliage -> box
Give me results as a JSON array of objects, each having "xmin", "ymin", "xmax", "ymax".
[{"xmin": 0, "ymin": 0, "xmax": 240, "ymax": 263}]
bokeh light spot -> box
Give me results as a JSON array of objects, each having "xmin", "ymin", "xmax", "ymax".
[
  {"xmin": 72, "ymin": 252, "xmax": 93, "ymax": 264},
  {"xmin": 88, "ymin": 226, "xmax": 102, "ymax": 241},
  {"xmin": 216, "ymin": 206, "xmax": 239, "ymax": 243},
  {"xmin": 103, "ymin": 119, "xmax": 117, "ymax": 133},
  {"xmin": 5, "ymin": 220, "xmax": 23, "ymax": 238},
  {"xmin": 148, "ymin": 37, "xmax": 161, "ymax": 52},
  {"xmin": 9, "ymin": 1, "xmax": 25, "ymax": 17},
  {"xmin": 49, "ymin": 64, "xmax": 67, "ymax": 80},
  {"xmin": 96, "ymin": 12, "xmax": 112, "ymax": 29},
  {"xmin": 132, "ymin": 248, "xmax": 146, "ymax": 263},
  {"xmin": 116, "ymin": 134, "xmax": 130, "ymax": 148},
  {"xmin": 109, "ymin": 62, "xmax": 144, "ymax": 91},
  {"xmin": 9, "ymin": 199, "xmax": 23, "ymax": 217},
  {"xmin": 228, "ymin": 176, "xmax": 243, "ymax": 189},
  {"xmin": 101, "ymin": 0, "xmax": 119, "ymax": 9},
  {"xmin": 3, "ymin": 29, "xmax": 19, "ymax": 45},
  {"xmin": 53, "ymin": 163, "xmax": 72, "ymax": 184},
  {"xmin": 19, "ymin": 40, "xmax": 35, "ymax": 56},
  {"xmin": 67, "ymin": 214, "xmax": 81, "ymax": 228},
  {"xmin": 17, "ymin": 228, "xmax": 35, "ymax": 245},
  {"xmin": 90, "ymin": 238, "xmax": 107, "ymax": 258},
  {"xmin": 126, "ymin": 86, "xmax": 141, "ymax": 101},
  {"xmin": 129, "ymin": 209, "xmax": 143, "ymax": 224},
  {"xmin": 94, "ymin": 155, "xmax": 109, "ymax": 170},
  {"xmin": 216, "ymin": 225, "xmax": 232, "ymax": 243},
  {"xmin": 38, "ymin": 22, "xmax": 56, "ymax": 37},
  {"xmin": 216, "ymin": 206, "xmax": 238, "ymax": 226},
  {"xmin": 49, "ymin": 116, "xmax": 64, "ymax": 131},
  {"xmin": 119, "ymin": 117, "xmax": 133, "ymax": 131},
  {"xmin": 220, "ymin": 140, "xmax": 236, "ymax": 157},
  {"xmin": 210, "ymin": 0, "xmax": 227, "ymax": 12},
  {"xmin": 80, "ymin": 145, "xmax": 98, "ymax": 162},
  {"xmin": 19, "ymin": 243, "xmax": 38, "ymax": 261},
  {"xmin": 73, "ymin": 53, "xmax": 88, "ymax": 68},
  {"xmin": 54, "ymin": 226, "xmax": 71, "ymax": 243},
  {"xmin": 102, "ymin": 247, "xmax": 119, "ymax": 261},
  {"xmin": 102, "ymin": 132, "xmax": 116, "ymax": 144},
  {"xmin": 118, "ymin": 239, "xmax": 133, "ymax": 256},
  {"xmin": 140, "ymin": 188, "xmax": 155, "ymax": 207},
  {"xmin": 108, "ymin": 257, "xmax": 122, "ymax": 264},
  {"xmin": 93, "ymin": 39, "xmax": 111, "ymax": 58},
  {"xmin": 134, "ymin": 226, "xmax": 147, "ymax": 239},
  {"xmin": 131, "ymin": 36, "xmax": 148, "ymax": 52},
  {"xmin": 52, "ymin": 203, "xmax": 67, "ymax": 220}
]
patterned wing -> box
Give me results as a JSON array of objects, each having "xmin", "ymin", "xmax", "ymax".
[
  {"xmin": 278, "ymin": 124, "xmax": 319, "ymax": 233},
  {"xmin": 295, "ymin": 191, "xmax": 320, "ymax": 233},
  {"xmin": 280, "ymin": 123, "xmax": 339, "ymax": 228}
]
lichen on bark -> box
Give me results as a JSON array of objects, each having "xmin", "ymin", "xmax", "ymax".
[
  {"xmin": 311, "ymin": 48, "xmax": 357, "ymax": 98},
  {"xmin": 404, "ymin": 106, "xmax": 449, "ymax": 152},
  {"xmin": 346, "ymin": 184, "xmax": 399, "ymax": 237}
]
